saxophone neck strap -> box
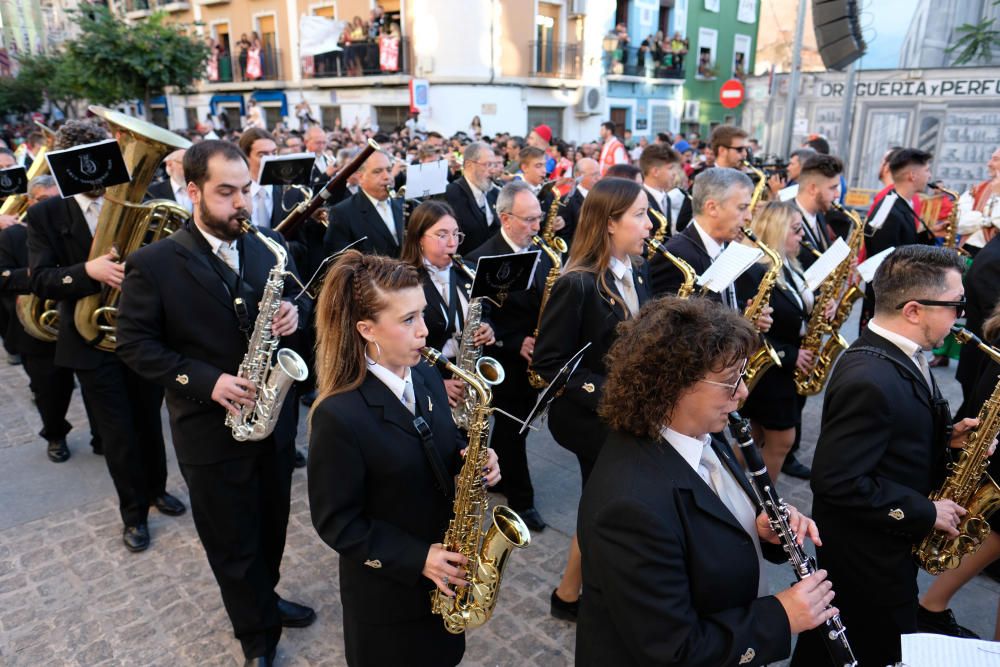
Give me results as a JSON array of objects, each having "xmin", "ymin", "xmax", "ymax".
[{"xmin": 413, "ymin": 415, "xmax": 452, "ymax": 498}]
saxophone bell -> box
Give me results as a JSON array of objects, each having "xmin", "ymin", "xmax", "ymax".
[{"xmin": 475, "ymin": 356, "xmax": 505, "ymax": 385}]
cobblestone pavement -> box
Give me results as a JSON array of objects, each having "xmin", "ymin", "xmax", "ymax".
[{"xmin": 1, "ymin": 318, "xmax": 998, "ymax": 665}]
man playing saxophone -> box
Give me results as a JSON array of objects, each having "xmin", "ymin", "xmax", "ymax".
[
  {"xmin": 792, "ymin": 245, "xmax": 987, "ymax": 667},
  {"xmin": 116, "ymin": 140, "xmax": 314, "ymax": 667}
]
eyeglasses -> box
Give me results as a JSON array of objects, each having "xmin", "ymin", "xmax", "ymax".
[
  {"xmin": 895, "ymin": 298, "xmax": 966, "ymax": 319},
  {"xmin": 426, "ymin": 231, "xmax": 466, "ymax": 243},
  {"xmin": 509, "ymin": 213, "xmax": 544, "ymax": 225},
  {"xmin": 698, "ymin": 360, "xmax": 749, "ymax": 398},
  {"xmin": 722, "ymin": 145, "xmax": 749, "ymax": 153}
]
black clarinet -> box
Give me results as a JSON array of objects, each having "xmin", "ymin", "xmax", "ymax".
[{"xmin": 727, "ymin": 412, "xmax": 857, "ymax": 667}]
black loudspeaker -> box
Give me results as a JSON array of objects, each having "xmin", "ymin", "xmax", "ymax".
[{"xmin": 812, "ymin": 0, "xmax": 867, "ymax": 70}]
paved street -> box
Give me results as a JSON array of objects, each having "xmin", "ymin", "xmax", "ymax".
[{"xmin": 1, "ymin": 311, "xmax": 998, "ymax": 665}]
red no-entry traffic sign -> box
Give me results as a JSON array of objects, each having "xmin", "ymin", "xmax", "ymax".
[{"xmin": 720, "ymin": 79, "xmax": 745, "ymax": 108}]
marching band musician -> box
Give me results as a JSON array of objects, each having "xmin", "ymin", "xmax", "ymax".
[
  {"xmin": 734, "ymin": 202, "xmax": 814, "ymax": 483},
  {"xmin": 307, "ymin": 250, "xmax": 500, "ymax": 667},
  {"xmin": 577, "ymin": 296, "xmax": 837, "ymax": 667},
  {"xmin": 531, "ymin": 177, "xmax": 653, "ymax": 622},
  {"xmin": 116, "ymin": 140, "xmax": 314, "ymax": 667},
  {"xmin": 791, "ymin": 245, "xmax": 981, "ymax": 667},
  {"xmin": 323, "ymin": 150, "xmax": 405, "ymax": 258},
  {"xmin": 399, "ymin": 200, "xmax": 495, "ymax": 406},
  {"xmin": 27, "ymin": 119, "xmax": 185, "ymax": 552},
  {"xmin": 791, "ymin": 154, "xmax": 844, "ymax": 268},
  {"xmin": 0, "ymin": 175, "xmax": 102, "ymax": 461},
  {"xmin": 557, "ymin": 157, "xmax": 600, "ymax": 246},
  {"xmin": 466, "ymin": 181, "xmax": 553, "ymax": 534},
  {"xmin": 444, "ymin": 141, "xmax": 499, "ymax": 255},
  {"xmin": 638, "ymin": 143, "xmax": 683, "ymax": 237}
]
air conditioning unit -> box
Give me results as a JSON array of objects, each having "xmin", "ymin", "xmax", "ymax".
[
  {"xmin": 576, "ymin": 86, "xmax": 603, "ymax": 116},
  {"xmin": 568, "ymin": 0, "xmax": 587, "ymax": 16},
  {"xmin": 682, "ymin": 100, "xmax": 701, "ymax": 122}
]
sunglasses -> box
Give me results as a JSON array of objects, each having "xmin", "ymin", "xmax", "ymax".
[{"xmin": 894, "ymin": 298, "xmax": 966, "ymax": 319}]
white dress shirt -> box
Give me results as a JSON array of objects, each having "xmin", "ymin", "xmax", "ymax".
[
  {"xmin": 465, "ymin": 176, "xmax": 493, "ymax": 226},
  {"xmin": 644, "ymin": 184, "xmax": 669, "ymax": 215},
  {"xmin": 365, "ymin": 355, "xmax": 414, "ymax": 412},
  {"xmin": 500, "ymin": 227, "xmax": 530, "ymax": 253},
  {"xmin": 794, "ymin": 195, "xmax": 825, "ymax": 249},
  {"xmin": 72, "ymin": 194, "xmax": 104, "ymax": 237},
  {"xmin": 867, "ymin": 319, "xmax": 931, "ymax": 387},
  {"xmin": 250, "ymin": 181, "xmax": 272, "ymax": 229},
  {"xmin": 363, "ymin": 190, "xmax": 397, "ymax": 242},
  {"xmin": 195, "ymin": 222, "xmax": 240, "ymax": 273},
  {"xmin": 171, "ymin": 179, "xmax": 194, "ymax": 214},
  {"xmin": 423, "ymin": 258, "xmax": 468, "ymax": 359},
  {"xmin": 609, "ymin": 255, "xmax": 639, "ymax": 316},
  {"xmin": 577, "ymin": 185, "xmax": 590, "ymax": 199},
  {"xmin": 691, "ymin": 220, "xmax": 736, "ymax": 309}
]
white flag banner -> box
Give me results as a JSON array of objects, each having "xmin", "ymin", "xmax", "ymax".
[{"xmin": 299, "ymin": 16, "xmax": 345, "ymax": 57}]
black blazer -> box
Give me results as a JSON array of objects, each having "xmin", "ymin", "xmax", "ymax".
[
  {"xmin": 266, "ymin": 184, "xmax": 307, "ymax": 230},
  {"xmin": 323, "ymin": 189, "xmax": 405, "ymax": 258},
  {"xmin": 648, "ymin": 223, "xmax": 723, "ymax": 304},
  {"xmin": 557, "ymin": 188, "xmax": 585, "ymax": 247},
  {"xmin": 810, "ymin": 328, "xmax": 945, "ymax": 604},
  {"xmin": 793, "ymin": 204, "xmax": 833, "ymax": 269},
  {"xmin": 307, "ymin": 364, "xmax": 463, "ymax": 624},
  {"xmin": 644, "ymin": 187, "xmax": 674, "ymax": 240},
  {"xmin": 146, "ymin": 179, "xmax": 176, "ymax": 202},
  {"xmin": 735, "ymin": 263, "xmax": 809, "ymax": 366},
  {"xmin": 115, "ymin": 222, "xmax": 306, "ymax": 465},
  {"xmin": 957, "ymin": 234, "xmax": 1000, "ymax": 393},
  {"xmin": 0, "ymin": 223, "xmax": 53, "ymax": 357},
  {"xmin": 26, "ymin": 195, "xmax": 106, "ymax": 370},
  {"xmin": 465, "ymin": 233, "xmax": 551, "ymax": 372},
  {"xmin": 864, "ymin": 191, "xmax": 932, "ymax": 260},
  {"xmin": 532, "ymin": 266, "xmax": 650, "ymax": 460},
  {"xmin": 418, "ymin": 264, "xmax": 481, "ymax": 353},
  {"xmin": 445, "ymin": 177, "xmax": 498, "ymax": 256},
  {"xmin": 675, "ymin": 189, "xmax": 693, "ymax": 232},
  {"xmin": 577, "ymin": 430, "xmax": 791, "ymax": 667}
]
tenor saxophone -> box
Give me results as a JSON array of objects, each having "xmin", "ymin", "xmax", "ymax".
[
  {"xmin": 420, "ymin": 347, "xmax": 531, "ymax": 633},
  {"xmin": 540, "ymin": 183, "xmax": 568, "ymax": 254},
  {"xmin": 916, "ymin": 327, "xmax": 1000, "ymax": 574},
  {"xmin": 449, "ymin": 255, "xmax": 505, "ymax": 430},
  {"xmin": 930, "ymin": 182, "xmax": 961, "ymax": 249},
  {"xmin": 743, "ymin": 160, "xmax": 768, "ymax": 216},
  {"xmin": 225, "ymin": 221, "xmax": 309, "ymax": 442},
  {"xmin": 741, "ymin": 227, "xmax": 782, "ymax": 394},
  {"xmin": 794, "ymin": 202, "xmax": 865, "ymax": 396},
  {"xmin": 527, "ymin": 235, "xmax": 563, "ymax": 389}
]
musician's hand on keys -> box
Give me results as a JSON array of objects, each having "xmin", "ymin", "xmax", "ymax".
[
  {"xmin": 271, "ymin": 300, "xmax": 298, "ymax": 336},
  {"xmin": 520, "ymin": 336, "xmax": 535, "ymax": 362},
  {"xmin": 552, "ymin": 215, "xmax": 566, "ymax": 232},
  {"xmin": 751, "ymin": 303, "xmax": 774, "ymax": 332},
  {"xmin": 796, "ymin": 349, "xmax": 816, "ymax": 373},
  {"xmin": 483, "ymin": 448, "xmax": 501, "ymax": 487},
  {"xmin": 85, "ymin": 251, "xmax": 125, "ymax": 288},
  {"xmin": 472, "ymin": 323, "xmax": 495, "ymax": 346},
  {"xmin": 775, "ymin": 569, "xmax": 839, "ymax": 634},
  {"xmin": 767, "ymin": 173, "xmax": 786, "ymax": 198},
  {"xmin": 0, "ymin": 214, "xmax": 18, "ymax": 230},
  {"xmin": 932, "ymin": 499, "xmax": 966, "ymax": 538},
  {"xmin": 756, "ymin": 504, "xmax": 822, "ymax": 547},
  {"xmin": 443, "ymin": 378, "xmax": 465, "ymax": 407},
  {"xmin": 212, "ymin": 373, "xmax": 257, "ymax": 416},
  {"xmin": 423, "ymin": 544, "xmax": 468, "ymax": 597},
  {"xmin": 823, "ymin": 299, "xmax": 838, "ymax": 321},
  {"xmin": 949, "ymin": 417, "xmax": 981, "ymax": 449}
]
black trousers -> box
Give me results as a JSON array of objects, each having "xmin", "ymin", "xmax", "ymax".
[
  {"xmin": 76, "ymin": 354, "xmax": 167, "ymax": 526},
  {"xmin": 791, "ymin": 596, "xmax": 916, "ymax": 667},
  {"xmin": 489, "ymin": 360, "xmax": 536, "ymax": 511},
  {"xmin": 180, "ymin": 442, "xmax": 294, "ymax": 660},
  {"xmin": 21, "ymin": 353, "xmax": 74, "ymax": 441}
]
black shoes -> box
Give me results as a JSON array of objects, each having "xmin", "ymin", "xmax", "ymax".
[
  {"xmin": 277, "ymin": 598, "xmax": 316, "ymax": 628},
  {"xmin": 47, "ymin": 439, "xmax": 70, "ymax": 463},
  {"xmin": 294, "ymin": 449, "xmax": 307, "ymax": 469},
  {"xmin": 244, "ymin": 652, "xmax": 275, "ymax": 666},
  {"xmin": 550, "ymin": 589, "xmax": 580, "ymax": 622},
  {"xmin": 123, "ymin": 523, "xmax": 150, "ymax": 552},
  {"xmin": 781, "ymin": 454, "xmax": 812, "ymax": 480},
  {"xmin": 7, "ymin": 352, "xmax": 21, "ymax": 365},
  {"xmin": 518, "ymin": 507, "xmax": 547, "ymax": 532},
  {"xmin": 917, "ymin": 605, "xmax": 980, "ymax": 638},
  {"xmin": 152, "ymin": 493, "xmax": 187, "ymax": 516}
]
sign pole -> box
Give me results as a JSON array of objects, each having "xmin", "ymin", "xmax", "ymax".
[
  {"xmin": 779, "ymin": 0, "xmax": 807, "ymax": 157},
  {"xmin": 837, "ymin": 61, "xmax": 859, "ymax": 182}
]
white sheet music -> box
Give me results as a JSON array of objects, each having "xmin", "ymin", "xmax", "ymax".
[
  {"xmin": 778, "ymin": 183, "xmax": 799, "ymax": 202},
  {"xmin": 696, "ymin": 243, "xmax": 763, "ymax": 293},
  {"xmin": 403, "ymin": 158, "xmax": 449, "ymax": 199},
  {"xmin": 856, "ymin": 246, "xmax": 895, "ymax": 284},
  {"xmin": 901, "ymin": 632, "xmax": 1000, "ymax": 667},
  {"xmin": 867, "ymin": 192, "xmax": 898, "ymax": 231},
  {"xmin": 802, "ymin": 237, "xmax": 851, "ymax": 291}
]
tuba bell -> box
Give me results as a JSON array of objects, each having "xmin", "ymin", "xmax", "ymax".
[{"xmin": 73, "ymin": 106, "xmax": 192, "ymax": 351}]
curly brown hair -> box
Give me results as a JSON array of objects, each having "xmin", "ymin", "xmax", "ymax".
[
  {"xmin": 54, "ymin": 120, "xmax": 109, "ymax": 150},
  {"xmin": 599, "ymin": 296, "xmax": 757, "ymax": 438}
]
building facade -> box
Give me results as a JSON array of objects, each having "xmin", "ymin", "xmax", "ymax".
[
  {"xmin": 742, "ymin": 66, "xmax": 1000, "ymax": 195},
  {"xmin": 899, "ymin": 0, "xmax": 1000, "ymax": 69}
]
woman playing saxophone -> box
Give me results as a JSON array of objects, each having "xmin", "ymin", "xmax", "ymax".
[
  {"xmin": 399, "ymin": 201, "xmax": 494, "ymax": 408},
  {"xmin": 307, "ymin": 251, "xmax": 500, "ymax": 667},
  {"xmin": 735, "ymin": 202, "xmax": 815, "ymax": 483}
]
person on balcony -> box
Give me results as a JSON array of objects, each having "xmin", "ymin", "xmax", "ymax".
[
  {"xmin": 237, "ymin": 34, "xmax": 249, "ymax": 80},
  {"xmin": 246, "ymin": 32, "xmax": 263, "ymax": 81},
  {"xmin": 379, "ymin": 23, "xmax": 401, "ymax": 73}
]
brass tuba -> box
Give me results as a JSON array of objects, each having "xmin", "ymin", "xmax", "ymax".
[
  {"xmin": 916, "ymin": 327, "xmax": 1000, "ymax": 574},
  {"xmin": 73, "ymin": 106, "xmax": 191, "ymax": 351},
  {"xmin": 421, "ymin": 347, "xmax": 530, "ymax": 633}
]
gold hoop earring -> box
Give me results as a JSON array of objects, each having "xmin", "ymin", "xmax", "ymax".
[{"xmin": 366, "ymin": 340, "xmax": 382, "ymax": 365}]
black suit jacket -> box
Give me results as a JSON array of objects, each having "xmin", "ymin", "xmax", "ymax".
[
  {"xmin": 115, "ymin": 222, "xmax": 306, "ymax": 465},
  {"xmin": 957, "ymin": 234, "xmax": 1000, "ymax": 393},
  {"xmin": 532, "ymin": 265, "xmax": 650, "ymax": 460},
  {"xmin": 577, "ymin": 430, "xmax": 791, "ymax": 667},
  {"xmin": 307, "ymin": 364, "xmax": 463, "ymax": 624},
  {"xmin": 0, "ymin": 223, "xmax": 53, "ymax": 356},
  {"xmin": 736, "ymin": 263, "xmax": 809, "ymax": 366},
  {"xmin": 445, "ymin": 178, "xmax": 498, "ymax": 256},
  {"xmin": 266, "ymin": 184, "xmax": 307, "ymax": 230},
  {"xmin": 323, "ymin": 190, "xmax": 405, "ymax": 257},
  {"xmin": 675, "ymin": 189, "xmax": 693, "ymax": 232},
  {"xmin": 146, "ymin": 179, "xmax": 176, "ymax": 202},
  {"xmin": 26, "ymin": 195, "xmax": 107, "ymax": 370},
  {"xmin": 864, "ymin": 191, "xmax": 931, "ymax": 259},
  {"xmin": 793, "ymin": 204, "xmax": 833, "ymax": 269},
  {"xmin": 810, "ymin": 328, "xmax": 945, "ymax": 604},
  {"xmin": 644, "ymin": 187, "xmax": 674, "ymax": 241},
  {"xmin": 558, "ymin": 188, "xmax": 585, "ymax": 248},
  {"xmin": 418, "ymin": 264, "xmax": 483, "ymax": 353}
]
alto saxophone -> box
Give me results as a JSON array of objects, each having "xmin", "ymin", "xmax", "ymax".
[
  {"xmin": 794, "ymin": 202, "xmax": 865, "ymax": 396},
  {"xmin": 916, "ymin": 327, "xmax": 1000, "ymax": 574},
  {"xmin": 449, "ymin": 255, "xmax": 505, "ymax": 430},
  {"xmin": 743, "ymin": 160, "xmax": 768, "ymax": 216},
  {"xmin": 225, "ymin": 221, "xmax": 309, "ymax": 442},
  {"xmin": 527, "ymin": 235, "xmax": 563, "ymax": 389},
  {"xmin": 645, "ymin": 237, "xmax": 696, "ymax": 299},
  {"xmin": 741, "ymin": 227, "xmax": 782, "ymax": 394},
  {"xmin": 420, "ymin": 347, "xmax": 531, "ymax": 633},
  {"xmin": 540, "ymin": 183, "xmax": 568, "ymax": 254},
  {"xmin": 930, "ymin": 182, "xmax": 960, "ymax": 249}
]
